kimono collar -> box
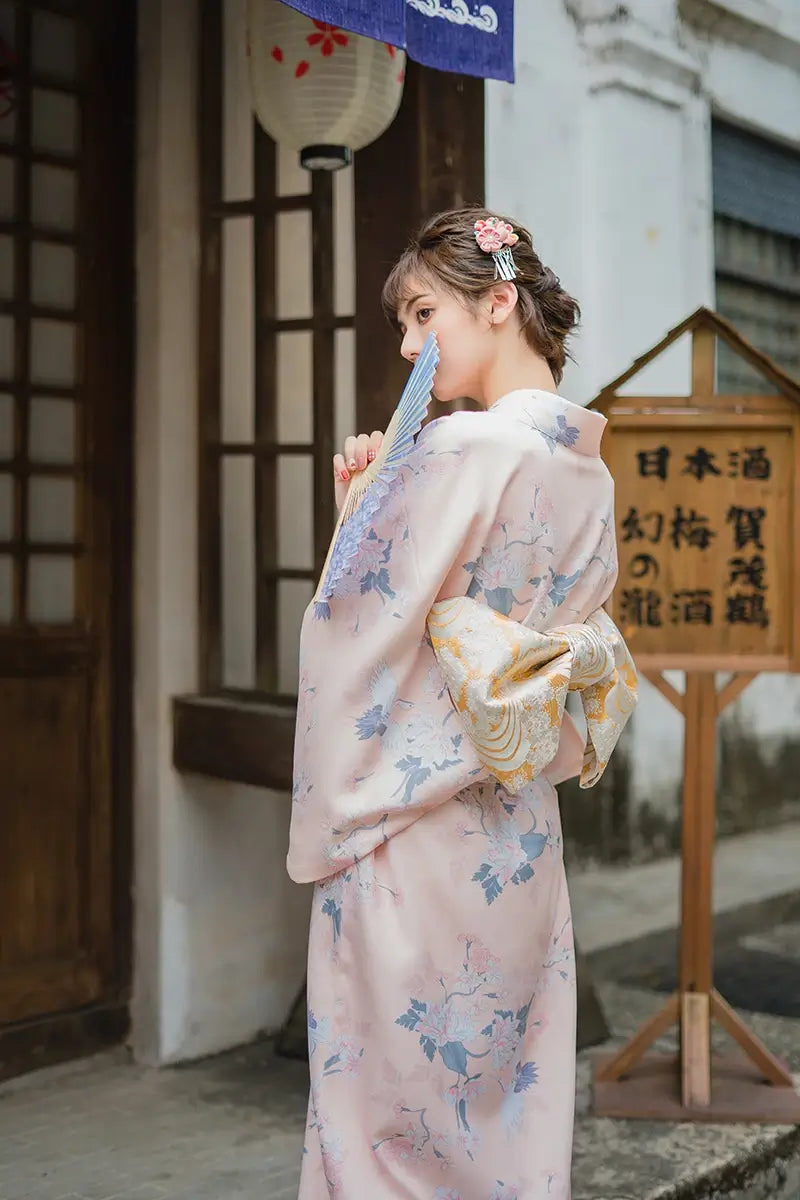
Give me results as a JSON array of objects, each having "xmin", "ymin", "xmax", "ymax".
[{"xmin": 488, "ymin": 389, "xmax": 607, "ymax": 458}]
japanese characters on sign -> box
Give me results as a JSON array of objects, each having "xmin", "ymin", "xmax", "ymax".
[{"xmin": 609, "ymin": 429, "xmax": 792, "ymax": 665}]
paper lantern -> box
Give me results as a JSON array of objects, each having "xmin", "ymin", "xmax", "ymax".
[{"xmin": 247, "ymin": 0, "xmax": 406, "ymax": 171}]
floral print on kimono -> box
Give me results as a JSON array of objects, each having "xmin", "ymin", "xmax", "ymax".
[
  {"xmin": 353, "ymin": 663, "xmax": 468, "ymax": 807},
  {"xmin": 317, "ymin": 852, "xmax": 401, "ymax": 957},
  {"xmin": 395, "ymin": 935, "xmax": 543, "ymax": 1149},
  {"xmin": 290, "ymin": 387, "xmax": 636, "ymax": 1199},
  {"xmin": 458, "ymin": 781, "xmax": 562, "ymax": 906}
]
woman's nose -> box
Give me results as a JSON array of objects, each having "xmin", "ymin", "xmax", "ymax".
[{"xmin": 400, "ymin": 330, "xmax": 419, "ymax": 364}]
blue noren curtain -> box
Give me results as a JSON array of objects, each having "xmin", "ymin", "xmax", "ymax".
[{"xmin": 279, "ymin": 0, "xmax": 515, "ymax": 82}]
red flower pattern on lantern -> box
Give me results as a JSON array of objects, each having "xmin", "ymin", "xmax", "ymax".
[
  {"xmin": 307, "ymin": 21, "xmax": 348, "ymax": 57},
  {"xmin": 260, "ymin": 19, "xmax": 404, "ymax": 90},
  {"xmin": 385, "ymin": 40, "xmax": 404, "ymax": 82}
]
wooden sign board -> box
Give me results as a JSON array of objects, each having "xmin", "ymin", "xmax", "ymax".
[
  {"xmin": 594, "ymin": 310, "xmax": 800, "ymax": 673},
  {"xmin": 605, "ymin": 420, "xmax": 796, "ymax": 670},
  {"xmin": 588, "ymin": 307, "xmax": 800, "ymax": 1124}
]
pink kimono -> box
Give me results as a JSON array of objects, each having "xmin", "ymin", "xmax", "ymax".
[{"xmin": 288, "ymin": 389, "xmax": 637, "ymax": 1199}]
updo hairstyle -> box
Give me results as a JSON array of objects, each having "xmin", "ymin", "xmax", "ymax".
[{"xmin": 381, "ymin": 206, "xmax": 580, "ymax": 385}]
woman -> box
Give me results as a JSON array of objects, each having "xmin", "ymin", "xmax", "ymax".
[{"xmin": 288, "ymin": 208, "xmax": 636, "ymax": 1199}]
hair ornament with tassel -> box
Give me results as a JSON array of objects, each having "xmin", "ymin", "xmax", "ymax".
[{"xmin": 474, "ymin": 215, "xmax": 519, "ymax": 281}]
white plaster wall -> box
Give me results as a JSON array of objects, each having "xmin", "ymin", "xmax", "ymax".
[
  {"xmin": 159, "ymin": 780, "xmax": 311, "ymax": 1061},
  {"xmin": 133, "ymin": 0, "xmax": 311, "ymax": 1065},
  {"xmin": 487, "ymin": 0, "xmax": 800, "ymax": 851},
  {"xmin": 485, "ymin": 3, "xmax": 586, "ymax": 388}
]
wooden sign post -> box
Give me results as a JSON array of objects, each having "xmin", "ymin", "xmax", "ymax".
[{"xmin": 590, "ymin": 307, "xmax": 800, "ymax": 1123}]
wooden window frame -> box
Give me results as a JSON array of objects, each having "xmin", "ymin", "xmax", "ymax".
[
  {"xmin": 176, "ymin": 0, "xmax": 343, "ymax": 788},
  {"xmin": 175, "ymin": 6, "xmax": 484, "ymax": 789},
  {"xmin": 0, "ymin": 0, "xmax": 85, "ymax": 629},
  {"xmin": 196, "ymin": 0, "xmax": 347, "ymax": 698}
]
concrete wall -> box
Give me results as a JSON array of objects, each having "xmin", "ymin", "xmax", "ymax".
[
  {"xmin": 486, "ymin": 0, "xmax": 800, "ymax": 866},
  {"xmin": 132, "ymin": 0, "xmax": 310, "ymax": 1065}
]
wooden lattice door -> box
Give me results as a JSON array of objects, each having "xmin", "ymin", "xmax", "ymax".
[{"xmin": 0, "ymin": 0, "xmax": 133, "ymax": 1068}]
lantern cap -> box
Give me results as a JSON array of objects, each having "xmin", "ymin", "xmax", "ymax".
[{"xmin": 300, "ymin": 144, "xmax": 352, "ymax": 172}]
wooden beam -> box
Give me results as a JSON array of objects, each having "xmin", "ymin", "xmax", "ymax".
[
  {"xmin": 716, "ymin": 673, "xmax": 757, "ymax": 714},
  {"xmin": 173, "ymin": 694, "xmax": 296, "ymax": 791},
  {"xmin": 354, "ymin": 63, "xmax": 485, "ymax": 435},
  {"xmin": 680, "ymin": 674, "xmax": 716, "ymax": 995},
  {"xmin": 253, "ymin": 123, "xmax": 278, "ymax": 692},
  {"xmin": 681, "ymin": 991, "xmax": 711, "ymax": 1109},
  {"xmin": 630, "ymin": 652, "xmax": 790, "ymax": 674},
  {"xmin": 311, "ymin": 171, "xmax": 336, "ymax": 575},
  {"xmin": 13, "ymin": 3, "xmax": 32, "ymax": 625},
  {"xmin": 691, "ymin": 326, "xmax": 716, "ymax": 397},
  {"xmin": 591, "ymin": 305, "xmax": 800, "ymax": 413},
  {"xmin": 709, "ymin": 990, "xmax": 795, "ymax": 1088},
  {"xmin": 196, "ymin": 0, "xmax": 224, "ymax": 690},
  {"xmin": 594, "ymin": 992, "xmax": 680, "ymax": 1082},
  {"xmin": 642, "ymin": 670, "xmax": 685, "ymax": 715},
  {"xmin": 0, "ymin": 1001, "xmax": 129, "ymax": 1084},
  {"xmin": 594, "ymin": 1051, "xmax": 800, "ymax": 1123},
  {"xmin": 590, "ymin": 307, "xmax": 708, "ymax": 407},
  {"xmin": 593, "ymin": 668, "xmax": 800, "ymax": 1120},
  {"xmin": 708, "ymin": 309, "xmax": 800, "ymax": 403}
]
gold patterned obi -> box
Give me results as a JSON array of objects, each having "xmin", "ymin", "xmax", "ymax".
[{"xmin": 427, "ymin": 598, "xmax": 638, "ymax": 792}]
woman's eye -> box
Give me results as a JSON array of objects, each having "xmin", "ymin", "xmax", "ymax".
[{"xmin": 416, "ymin": 308, "xmax": 433, "ymax": 324}]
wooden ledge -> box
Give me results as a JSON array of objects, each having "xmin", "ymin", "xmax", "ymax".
[{"xmin": 172, "ymin": 693, "xmax": 296, "ymax": 791}]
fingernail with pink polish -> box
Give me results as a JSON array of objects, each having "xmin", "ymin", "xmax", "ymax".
[
  {"xmin": 348, "ymin": 459, "xmax": 356, "ymax": 470},
  {"xmin": 368, "ymin": 450, "xmax": 376, "ymax": 461},
  {"xmin": 340, "ymin": 469, "xmax": 350, "ymax": 481}
]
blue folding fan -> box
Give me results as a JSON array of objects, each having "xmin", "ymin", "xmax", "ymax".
[{"xmin": 313, "ymin": 330, "xmax": 439, "ymax": 620}]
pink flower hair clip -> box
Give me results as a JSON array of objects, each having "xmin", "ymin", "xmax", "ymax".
[{"xmin": 474, "ymin": 216, "xmax": 520, "ymax": 281}]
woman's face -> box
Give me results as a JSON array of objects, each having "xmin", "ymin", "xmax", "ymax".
[{"xmin": 396, "ymin": 276, "xmax": 492, "ymax": 405}]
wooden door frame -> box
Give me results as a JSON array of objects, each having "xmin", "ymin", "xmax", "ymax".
[
  {"xmin": 0, "ymin": 0, "xmax": 136, "ymax": 1081},
  {"xmin": 93, "ymin": 0, "xmax": 136, "ymax": 1022}
]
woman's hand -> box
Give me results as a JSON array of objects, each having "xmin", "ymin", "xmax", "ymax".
[{"xmin": 333, "ymin": 430, "xmax": 384, "ymax": 512}]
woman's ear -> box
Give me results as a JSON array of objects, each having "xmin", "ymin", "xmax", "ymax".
[{"xmin": 488, "ymin": 281, "xmax": 519, "ymax": 326}]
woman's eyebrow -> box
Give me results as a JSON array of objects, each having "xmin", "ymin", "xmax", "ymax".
[{"xmin": 398, "ymin": 293, "xmax": 432, "ymax": 319}]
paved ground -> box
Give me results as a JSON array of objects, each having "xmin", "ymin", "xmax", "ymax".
[
  {"xmin": 574, "ymin": 979, "xmax": 800, "ymax": 1200},
  {"xmin": 1, "ymin": 826, "xmax": 798, "ymax": 1200},
  {"xmin": 2, "ymin": 968, "xmax": 798, "ymax": 1200},
  {"xmin": 569, "ymin": 822, "xmax": 800, "ymax": 955},
  {"xmin": 0, "ymin": 1041, "xmax": 308, "ymax": 1200}
]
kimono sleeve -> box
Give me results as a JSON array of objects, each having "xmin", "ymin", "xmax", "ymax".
[{"xmin": 287, "ymin": 413, "xmax": 528, "ymax": 884}]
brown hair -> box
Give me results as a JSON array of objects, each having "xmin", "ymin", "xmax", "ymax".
[{"xmin": 381, "ymin": 206, "xmax": 580, "ymax": 385}]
